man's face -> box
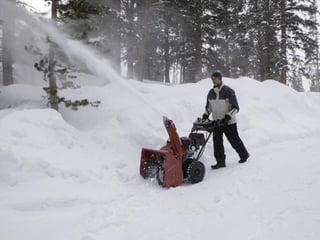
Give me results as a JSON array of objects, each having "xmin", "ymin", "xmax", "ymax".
[{"xmin": 211, "ymin": 76, "xmax": 221, "ymax": 87}]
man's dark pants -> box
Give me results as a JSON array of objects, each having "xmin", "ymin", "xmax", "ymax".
[{"xmin": 213, "ymin": 123, "xmax": 249, "ymax": 163}]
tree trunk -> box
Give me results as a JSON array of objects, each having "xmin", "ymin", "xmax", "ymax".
[
  {"xmin": 112, "ymin": 0, "xmax": 121, "ymax": 74},
  {"xmin": 250, "ymin": 0, "xmax": 263, "ymax": 81},
  {"xmin": 309, "ymin": 0, "xmax": 320, "ymax": 91},
  {"xmin": 2, "ymin": 20, "xmax": 14, "ymax": 86},
  {"xmin": 263, "ymin": 0, "xmax": 271, "ymax": 80},
  {"xmin": 194, "ymin": 7, "xmax": 202, "ymax": 82},
  {"xmin": 137, "ymin": 0, "xmax": 149, "ymax": 81},
  {"xmin": 222, "ymin": 2, "xmax": 231, "ymax": 77},
  {"xmin": 126, "ymin": 0, "xmax": 135, "ymax": 79},
  {"xmin": 280, "ymin": 0, "xmax": 287, "ymax": 84},
  {"xmin": 164, "ymin": 15, "xmax": 170, "ymax": 83},
  {"xmin": 48, "ymin": 0, "xmax": 59, "ymax": 111},
  {"xmin": 257, "ymin": 28, "xmax": 265, "ymax": 81},
  {"xmin": 180, "ymin": 18, "xmax": 187, "ymax": 83}
]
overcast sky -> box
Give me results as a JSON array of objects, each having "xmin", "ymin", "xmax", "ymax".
[{"xmin": 22, "ymin": 0, "xmax": 50, "ymax": 13}]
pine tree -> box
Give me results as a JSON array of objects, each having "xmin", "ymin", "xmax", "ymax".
[
  {"xmin": 148, "ymin": 0, "xmax": 179, "ymax": 82},
  {"xmin": 38, "ymin": 0, "xmax": 319, "ymax": 89},
  {"xmin": 245, "ymin": 0, "xmax": 280, "ymax": 81},
  {"xmin": 172, "ymin": 0, "xmax": 206, "ymax": 83},
  {"xmin": 35, "ymin": 0, "xmax": 105, "ymax": 110},
  {"xmin": 306, "ymin": 0, "xmax": 320, "ymax": 92},
  {"xmin": 277, "ymin": 0, "xmax": 318, "ymax": 85},
  {"xmin": 48, "ymin": 0, "xmax": 59, "ymax": 111}
]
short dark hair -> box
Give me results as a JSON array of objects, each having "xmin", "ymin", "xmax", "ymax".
[{"xmin": 211, "ymin": 71, "xmax": 222, "ymax": 80}]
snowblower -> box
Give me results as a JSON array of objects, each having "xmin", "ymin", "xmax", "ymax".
[{"xmin": 140, "ymin": 116, "xmax": 220, "ymax": 188}]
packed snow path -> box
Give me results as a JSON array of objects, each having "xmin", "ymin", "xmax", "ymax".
[{"xmin": 1, "ymin": 132, "xmax": 319, "ymax": 240}]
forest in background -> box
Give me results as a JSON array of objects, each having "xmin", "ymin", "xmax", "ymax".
[{"xmin": 1, "ymin": 0, "xmax": 320, "ymax": 93}]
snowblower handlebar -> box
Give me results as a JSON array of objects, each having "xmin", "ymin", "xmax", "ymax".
[{"xmin": 192, "ymin": 118, "xmax": 222, "ymax": 132}]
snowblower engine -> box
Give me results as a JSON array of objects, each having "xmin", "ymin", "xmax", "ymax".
[{"xmin": 140, "ymin": 116, "xmax": 219, "ymax": 188}]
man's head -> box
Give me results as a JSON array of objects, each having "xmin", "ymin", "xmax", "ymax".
[{"xmin": 211, "ymin": 71, "xmax": 222, "ymax": 87}]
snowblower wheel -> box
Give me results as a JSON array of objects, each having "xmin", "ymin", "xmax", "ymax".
[
  {"xmin": 187, "ymin": 161, "xmax": 205, "ymax": 184},
  {"xmin": 183, "ymin": 158, "xmax": 194, "ymax": 178}
]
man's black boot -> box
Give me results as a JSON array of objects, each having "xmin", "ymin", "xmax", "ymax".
[
  {"xmin": 211, "ymin": 161, "xmax": 226, "ymax": 170},
  {"xmin": 239, "ymin": 154, "xmax": 250, "ymax": 163}
]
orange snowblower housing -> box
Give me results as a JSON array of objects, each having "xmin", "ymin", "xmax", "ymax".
[
  {"xmin": 140, "ymin": 117, "xmax": 186, "ymax": 187},
  {"xmin": 140, "ymin": 148, "xmax": 184, "ymax": 188},
  {"xmin": 140, "ymin": 116, "xmax": 215, "ymax": 188}
]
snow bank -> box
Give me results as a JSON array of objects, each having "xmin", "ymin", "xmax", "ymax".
[{"xmin": 1, "ymin": 76, "xmax": 320, "ymax": 240}]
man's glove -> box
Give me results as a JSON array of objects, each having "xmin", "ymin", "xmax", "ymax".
[
  {"xmin": 221, "ymin": 115, "xmax": 231, "ymax": 126},
  {"xmin": 202, "ymin": 113, "xmax": 208, "ymax": 120}
]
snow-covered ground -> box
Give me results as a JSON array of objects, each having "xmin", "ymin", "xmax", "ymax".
[{"xmin": 1, "ymin": 71, "xmax": 320, "ymax": 240}]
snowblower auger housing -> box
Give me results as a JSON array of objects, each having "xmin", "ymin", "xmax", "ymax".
[{"xmin": 140, "ymin": 116, "xmax": 219, "ymax": 188}]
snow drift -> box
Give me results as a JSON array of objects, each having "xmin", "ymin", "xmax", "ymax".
[{"xmin": 1, "ymin": 76, "xmax": 320, "ymax": 240}]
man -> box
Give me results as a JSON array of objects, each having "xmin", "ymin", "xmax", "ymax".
[{"xmin": 202, "ymin": 71, "xmax": 250, "ymax": 169}]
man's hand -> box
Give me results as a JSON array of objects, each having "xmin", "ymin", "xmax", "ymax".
[
  {"xmin": 202, "ymin": 113, "xmax": 208, "ymax": 120},
  {"xmin": 221, "ymin": 115, "xmax": 231, "ymax": 126}
]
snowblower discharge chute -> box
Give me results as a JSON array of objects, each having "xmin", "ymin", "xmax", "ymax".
[{"xmin": 140, "ymin": 116, "xmax": 219, "ymax": 188}]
